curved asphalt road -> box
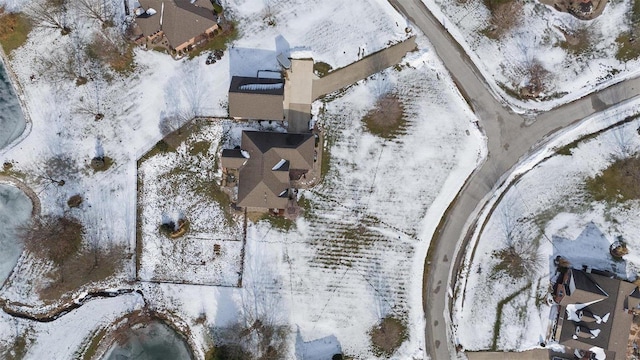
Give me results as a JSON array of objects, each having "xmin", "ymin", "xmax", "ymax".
[{"xmin": 386, "ymin": 0, "xmax": 640, "ymax": 359}]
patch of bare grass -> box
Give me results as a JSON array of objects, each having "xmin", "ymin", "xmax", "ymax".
[
  {"xmin": 313, "ymin": 61, "xmax": 333, "ymax": 77},
  {"xmin": 586, "ymin": 155, "xmax": 640, "ymax": 202},
  {"xmin": 481, "ymin": 0, "xmax": 524, "ymax": 39},
  {"xmin": 0, "ymin": 8, "xmax": 32, "ymax": 54},
  {"xmin": 557, "ymin": 25, "xmax": 593, "ymax": 55},
  {"xmin": 39, "ymin": 245, "xmax": 126, "ymax": 301},
  {"xmin": 362, "ymin": 94, "xmax": 406, "ymax": 139},
  {"xmin": 369, "ymin": 316, "xmax": 407, "ymax": 356}
]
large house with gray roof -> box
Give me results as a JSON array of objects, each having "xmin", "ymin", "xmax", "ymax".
[
  {"xmin": 228, "ymin": 77, "xmax": 285, "ymax": 121},
  {"xmin": 549, "ymin": 267, "xmax": 637, "ymax": 360},
  {"xmin": 221, "ymin": 131, "xmax": 315, "ymax": 213}
]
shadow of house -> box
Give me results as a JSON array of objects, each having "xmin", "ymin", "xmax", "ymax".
[
  {"xmin": 228, "ymin": 47, "xmax": 281, "ymax": 78},
  {"xmin": 551, "ymin": 222, "xmax": 627, "ymax": 278},
  {"xmin": 550, "ymin": 267, "xmax": 636, "ymax": 359},
  {"xmin": 294, "ymin": 329, "xmax": 342, "ymax": 360},
  {"xmin": 134, "ymin": 0, "xmax": 218, "ymax": 56}
]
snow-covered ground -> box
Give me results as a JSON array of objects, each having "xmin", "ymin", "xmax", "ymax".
[
  {"xmin": 0, "ymin": 0, "xmax": 485, "ymax": 358},
  {"xmin": 138, "ymin": 121, "xmax": 244, "ymax": 286},
  {"xmin": 453, "ymin": 98, "xmax": 640, "ymax": 351},
  {"xmin": 422, "ymin": 0, "xmax": 640, "ymax": 112}
]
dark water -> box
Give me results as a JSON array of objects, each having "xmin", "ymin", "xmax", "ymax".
[
  {"xmin": 0, "ymin": 61, "xmax": 26, "ymax": 151},
  {"xmin": 104, "ymin": 321, "xmax": 193, "ymax": 360},
  {"xmin": 0, "ymin": 184, "xmax": 32, "ymax": 284}
]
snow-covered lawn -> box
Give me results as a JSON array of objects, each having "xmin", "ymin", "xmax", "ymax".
[
  {"xmin": 453, "ymin": 99, "xmax": 640, "ymax": 352},
  {"xmin": 0, "ymin": 0, "xmax": 485, "ymax": 358},
  {"xmin": 423, "ymin": 0, "xmax": 640, "ymax": 111},
  {"xmin": 138, "ymin": 120, "xmax": 244, "ymax": 286}
]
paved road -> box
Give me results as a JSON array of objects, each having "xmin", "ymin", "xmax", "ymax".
[{"xmin": 386, "ymin": 0, "xmax": 640, "ymax": 359}]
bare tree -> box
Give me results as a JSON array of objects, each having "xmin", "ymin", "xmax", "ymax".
[
  {"xmin": 38, "ymin": 35, "xmax": 95, "ymax": 85},
  {"xmin": 85, "ymin": 28, "xmax": 133, "ymax": 73},
  {"xmin": 26, "ymin": 0, "xmax": 72, "ymax": 35},
  {"xmin": 76, "ymin": 0, "xmax": 115, "ymax": 27},
  {"xmin": 494, "ymin": 199, "xmax": 542, "ymax": 279},
  {"xmin": 210, "ymin": 258, "xmax": 290, "ymax": 359},
  {"xmin": 19, "ymin": 215, "xmax": 84, "ymax": 267},
  {"xmin": 609, "ymin": 125, "xmax": 637, "ymax": 160}
]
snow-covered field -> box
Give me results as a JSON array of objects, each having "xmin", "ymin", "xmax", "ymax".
[
  {"xmin": 138, "ymin": 121, "xmax": 244, "ymax": 286},
  {"xmin": 453, "ymin": 98, "xmax": 640, "ymax": 351},
  {"xmin": 422, "ymin": 0, "xmax": 640, "ymax": 112},
  {"xmin": 0, "ymin": 0, "xmax": 485, "ymax": 358}
]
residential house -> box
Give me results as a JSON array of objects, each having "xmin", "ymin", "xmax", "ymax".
[
  {"xmin": 550, "ymin": 268, "xmax": 636, "ymax": 359},
  {"xmin": 220, "ymin": 131, "xmax": 315, "ymax": 213},
  {"xmin": 134, "ymin": 0, "xmax": 219, "ymax": 55}
]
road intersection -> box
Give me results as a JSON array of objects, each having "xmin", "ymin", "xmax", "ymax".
[{"xmin": 386, "ymin": 0, "xmax": 640, "ymax": 358}]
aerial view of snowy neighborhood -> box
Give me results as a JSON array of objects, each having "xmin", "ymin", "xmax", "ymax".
[{"xmin": 3, "ymin": 0, "xmax": 640, "ymax": 359}]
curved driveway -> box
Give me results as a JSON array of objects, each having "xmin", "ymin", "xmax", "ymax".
[{"xmin": 386, "ymin": 0, "xmax": 640, "ymax": 359}]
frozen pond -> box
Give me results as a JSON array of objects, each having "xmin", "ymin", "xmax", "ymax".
[
  {"xmin": 0, "ymin": 184, "xmax": 32, "ymax": 284},
  {"xmin": 0, "ymin": 61, "xmax": 26, "ymax": 151},
  {"xmin": 103, "ymin": 321, "xmax": 193, "ymax": 360}
]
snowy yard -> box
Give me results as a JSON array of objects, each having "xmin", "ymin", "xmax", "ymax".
[
  {"xmin": 423, "ymin": 0, "xmax": 640, "ymax": 111},
  {"xmin": 138, "ymin": 120, "xmax": 244, "ymax": 286},
  {"xmin": 454, "ymin": 99, "xmax": 640, "ymax": 352},
  {"xmin": 0, "ymin": 0, "xmax": 486, "ymax": 358}
]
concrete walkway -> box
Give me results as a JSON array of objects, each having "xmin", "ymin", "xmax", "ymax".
[{"xmin": 311, "ymin": 36, "xmax": 417, "ymax": 99}]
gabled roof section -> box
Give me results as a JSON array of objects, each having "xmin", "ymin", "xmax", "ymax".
[
  {"xmin": 137, "ymin": 0, "xmax": 217, "ymax": 48},
  {"xmin": 236, "ymin": 131, "xmax": 313, "ymax": 209},
  {"xmin": 229, "ymin": 76, "xmax": 285, "ymax": 96},
  {"xmin": 221, "ymin": 149, "xmax": 247, "ymax": 169},
  {"xmin": 565, "ymin": 269, "xmax": 609, "ymax": 303}
]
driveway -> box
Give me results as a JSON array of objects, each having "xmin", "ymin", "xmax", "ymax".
[{"xmin": 311, "ymin": 36, "xmax": 417, "ymax": 99}]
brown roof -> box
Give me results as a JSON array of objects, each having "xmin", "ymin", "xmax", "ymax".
[
  {"xmin": 136, "ymin": 0, "xmax": 216, "ymax": 49},
  {"xmin": 236, "ymin": 131, "xmax": 313, "ymax": 209},
  {"xmin": 228, "ymin": 77, "xmax": 285, "ymax": 121}
]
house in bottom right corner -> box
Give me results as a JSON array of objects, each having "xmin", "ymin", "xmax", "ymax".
[{"xmin": 549, "ymin": 267, "xmax": 639, "ymax": 359}]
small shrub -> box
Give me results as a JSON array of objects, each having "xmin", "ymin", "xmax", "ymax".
[
  {"xmin": 67, "ymin": 194, "xmax": 83, "ymax": 208},
  {"xmin": 90, "ymin": 156, "xmax": 113, "ymax": 172},
  {"xmin": 20, "ymin": 215, "xmax": 84, "ymax": 265},
  {"xmin": 260, "ymin": 213, "xmax": 294, "ymax": 231},
  {"xmin": 481, "ymin": 0, "xmax": 523, "ymax": 39},
  {"xmin": 492, "ymin": 241, "xmax": 541, "ymax": 279},
  {"xmin": 362, "ymin": 94, "xmax": 406, "ymax": 139},
  {"xmin": 370, "ymin": 316, "xmax": 407, "ymax": 356},
  {"xmin": 313, "ymin": 61, "xmax": 332, "ymax": 77}
]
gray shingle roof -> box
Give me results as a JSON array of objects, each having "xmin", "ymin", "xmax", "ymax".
[{"xmin": 235, "ymin": 131, "xmax": 313, "ymax": 209}]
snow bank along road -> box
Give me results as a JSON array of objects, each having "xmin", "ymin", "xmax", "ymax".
[{"xmin": 387, "ymin": 0, "xmax": 640, "ymax": 359}]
